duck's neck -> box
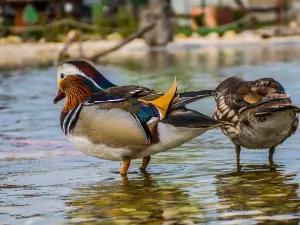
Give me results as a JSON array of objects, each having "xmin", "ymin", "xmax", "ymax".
[{"xmin": 63, "ymin": 85, "xmax": 91, "ymax": 112}]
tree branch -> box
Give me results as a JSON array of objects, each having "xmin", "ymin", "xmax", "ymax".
[
  {"xmin": 233, "ymin": 0, "xmax": 246, "ymax": 11},
  {"xmin": 88, "ymin": 23, "xmax": 155, "ymax": 62}
]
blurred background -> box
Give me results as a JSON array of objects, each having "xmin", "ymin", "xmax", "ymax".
[
  {"xmin": 1, "ymin": 0, "xmax": 300, "ymax": 67},
  {"xmin": 2, "ymin": 1, "xmax": 300, "ymax": 225}
]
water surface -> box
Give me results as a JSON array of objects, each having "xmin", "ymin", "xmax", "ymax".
[{"xmin": 1, "ymin": 44, "xmax": 300, "ymax": 225}]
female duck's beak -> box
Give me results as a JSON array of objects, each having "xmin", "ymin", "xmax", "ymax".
[{"xmin": 53, "ymin": 89, "xmax": 66, "ymax": 104}]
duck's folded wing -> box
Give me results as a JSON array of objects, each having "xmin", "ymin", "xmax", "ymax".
[
  {"xmin": 100, "ymin": 84, "xmax": 215, "ymax": 111},
  {"xmin": 78, "ymin": 92, "xmax": 163, "ymax": 146},
  {"xmin": 250, "ymin": 78, "xmax": 285, "ymax": 94},
  {"xmin": 84, "ymin": 91, "xmax": 160, "ymax": 121},
  {"xmin": 85, "ymin": 88, "xmax": 142, "ymax": 105},
  {"xmin": 105, "ymin": 85, "xmax": 154, "ymax": 98},
  {"xmin": 215, "ymin": 77, "xmax": 291, "ymax": 122}
]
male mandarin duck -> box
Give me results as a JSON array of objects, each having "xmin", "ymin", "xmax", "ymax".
[
  {"xmin": 54, "ymin": 61, "xmax": 225, "ymax": 175},
  {"xmin": 213, "ymin": 76, "xmax": 299, "ymax": 169}
]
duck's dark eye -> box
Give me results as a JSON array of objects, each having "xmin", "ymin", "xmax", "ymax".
[
  {"xmin": 214, "ymin": 92, "xmax": 219, "ymax": 99},
  {"xmin": 60, "ymin": 73, "xmax": 65, "ymax": 79}
]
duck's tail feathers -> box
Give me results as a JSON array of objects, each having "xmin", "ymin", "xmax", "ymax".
[
  {"xmin": 170, "ymin": 90, "xmax": 214, "ymax": 110},
  {"xmin": 162, "ymin": 108, "xmax": 232, "ymax": 129}
]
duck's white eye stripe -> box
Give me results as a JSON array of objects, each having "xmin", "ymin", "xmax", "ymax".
[{"xmin": 77, "ymin": 73, "xmax": 102, "ymax": 90}]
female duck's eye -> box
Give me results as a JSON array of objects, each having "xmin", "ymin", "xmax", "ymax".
[
  {"xmin": 214, "ymin": 92, "xmax": 219, "ymax": 99},
  {"xmin": 60, "ymin": 73, "xmax": 65, "ymax": 79}
]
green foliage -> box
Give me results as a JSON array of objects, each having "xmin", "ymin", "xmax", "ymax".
[
  {"xmin": 44, "ymin": 17, "xmax": 62, "ymax": 42},
  {"xmin": 25, "ymin": 14, "xmax": 47, "ymax": 41},
  {"xmin": 91, "ymin": 2, "xmax": 102, "ymax": 24},
  {"xmin": 23, "ymin": 5, "xmax": 38, "ymax": 24},
  {"xmin": 0, "ymin": 19, "xmax": 12, "ymax": 37},
  {"xmin": 175, "ymin": 26, "xmax": 194, "ymax": 37},
  {"xmin": 234, "ymin": 9, "xmax": 246, "ymax": 21},
  {"xmin": 95, "ymin": 16, "xmax": 115, "ymax": 38},
  {"xmin": 175, "ymin": 24, "xmax": 241, "ymax": 37},
  {"xmin": 130, "ymin": 0, "xmax": 148, "ymax": 6},
  {"xmin": 94, "ymin": 7, "xmax": 138, "ymax": 39},
  {"xmin": 193, "ymin": 14, "xmax": 204, "ymax": 27},
  {"xmin": 116, "ymin": 7, "xmax": 138, "ymax": 38},
  {"xmin": 198, "ymin": 26, "xmax": 239, "ymax": 36}
]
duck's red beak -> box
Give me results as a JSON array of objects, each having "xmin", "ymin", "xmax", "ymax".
[{"xmin": 53, "ymin": 90, "xmax": 66, "ymax": 104}]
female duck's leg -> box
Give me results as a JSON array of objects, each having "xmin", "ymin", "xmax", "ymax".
[
  {"xmin": 269, "ymin": 146, "xmax": 276, "ymax": 170},
  {"xmin": 140, "ymin": 156, "xmax": 151, "ymax": 170},
  {"xmin": 120, "ymin": 159, "xmax": 131, "ymax": 175},
  {"xmin": 268, "ymin": 146, "xmax": 276, "ymax": 164},
  {"xmin": 235, "ymin": 145, "xmax": 241, "ymax": 172}
]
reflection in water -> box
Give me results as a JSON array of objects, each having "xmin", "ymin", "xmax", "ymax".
[
  {"xmin": 104, "ymin": 44, "xmax": 300, "ymax": 73},
  {"xmin": 215, "ymin": 168, "xmax": 300, "ymax": 224},
  {"xmin": 66, "ymin": 173, "xmax": 207, "ymax": 224},
  {"xmin": 146, "ymin": 50, "xmax": 176, "ymax": 71}
]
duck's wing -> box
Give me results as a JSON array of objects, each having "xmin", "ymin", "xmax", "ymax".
[
  {"xmin": 105, "ymin": 85, "xmax": 215, "ymax": 110},
  {"xmin": 71, "ymin": 80, "xmax": 177, "ymax": 147},
  {"xmin": 75, "ymin": 103, "xmax": 153, "ymax": 148},
  {"xmin": 242, "ymin": 78, "xmax": 296, "ymax": 115},
  {"xmin": 105, "ymin": 85, "xmax": 154, "ymax": 98},
  {"xmin": 214, "ymin": 76, "xmax": 293, "ymax": 123}
]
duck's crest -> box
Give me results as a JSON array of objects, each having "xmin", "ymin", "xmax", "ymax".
[
  {"xmin": 64, "ymin": 60, "xmax": 116, "ymax": 90},
  {"xmin": 141, "ymin": 77, "xmax": 177, "ymax": 119}
]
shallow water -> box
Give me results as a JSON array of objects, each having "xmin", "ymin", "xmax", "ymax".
[{"xmin": 1, "ymin": 44, "xmax": 300, "ymax": 225}]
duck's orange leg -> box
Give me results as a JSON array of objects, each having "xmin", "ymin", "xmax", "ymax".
[
  {"xmin": 140, "ymin": 156, "xmax": 151, "ymax": 170},
  {"xmin": 120, "ymin": 159, "xmax": 131, "ymax": 175}
]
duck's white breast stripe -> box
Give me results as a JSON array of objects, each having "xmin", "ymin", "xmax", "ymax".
[
  {"xmin": 63, "ymin": 108, "xmax": 75, "ymax": 135},
  {"xmin": 66, "ymin": 104, "xmax": 83, "ymax": 136}
]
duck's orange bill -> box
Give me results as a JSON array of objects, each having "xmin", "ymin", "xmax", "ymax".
[{"xmin": 53, "ymin": 90, "xmax": 66, "ymax": 104}]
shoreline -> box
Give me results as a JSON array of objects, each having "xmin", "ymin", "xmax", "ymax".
[{"xmin": 1, "ymin": 35, "xmax": 300, "ymax": 70}]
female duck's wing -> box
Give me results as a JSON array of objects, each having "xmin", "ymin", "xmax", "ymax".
[{"xmin": 214, "ymin": 77, "xmax": 292, "ymax": 123}]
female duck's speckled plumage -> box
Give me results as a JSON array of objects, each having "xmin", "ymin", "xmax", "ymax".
[{"xmin": 213, "ymin": 76, "xmax": 299, "ymax": 169}]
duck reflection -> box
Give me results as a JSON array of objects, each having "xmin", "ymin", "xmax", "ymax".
[
  {"xmin": 65, "ymin": 173, "xmax": 207, "ymax": 224},
  {"xmin": 215, "ymin": 168, "xmax": 300, "ymax": 224}
]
